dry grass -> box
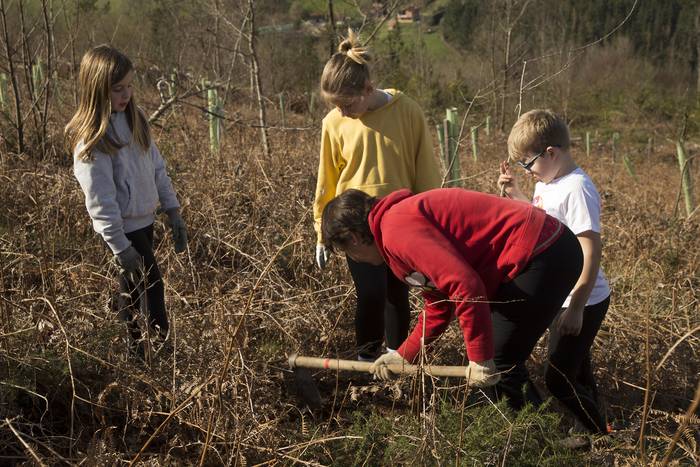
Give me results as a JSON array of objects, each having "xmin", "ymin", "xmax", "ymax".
[{"xmin": 0, "ymin": 93, "xmax": 698, "ymax": 465}]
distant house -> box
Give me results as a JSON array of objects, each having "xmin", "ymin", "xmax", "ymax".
[{"xmin": 397, "ymin": 6, "xmax": 420, "ymax": 23}]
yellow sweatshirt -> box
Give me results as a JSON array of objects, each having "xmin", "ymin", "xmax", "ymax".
[{"xmin": 313, "ymin": 89, "xmax": 442, "ymax": 242}]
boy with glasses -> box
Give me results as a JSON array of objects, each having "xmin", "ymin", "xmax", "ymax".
[{"xmin": 497, "ymin": 109, "xmax": 611, "ymax": 435}]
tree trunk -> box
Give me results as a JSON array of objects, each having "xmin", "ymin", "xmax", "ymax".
[
  {"xmin": 19, "ymin": 0, "xmax": 42, "ymax": 144},
  {"xmin": 222, "ymin": 12, "xmax": 248, "ymax": 106},
  {"xmin": 0, "ymin": 0, "xmax": 25, "ymax": 154},
  {"xmin": 489, "ymin": 6, "xmax": 498, "ymax": 128},
  {"xmin": 214, "ymin": 0, "xmax": 222, "ymax": 78},
  {"xmin": 498, "ymin": 0, "xmax": 532, "ymax": 131},
  {"xmin": 500, "ymin": 26, "xmax": 511, "ymax": 131},
  {"xmin": 40, "ymin": 0, "xmax": 53, "ymax": 157},
  {"xmin": 248, "ymin": 0, "xmax": 270, "ymax": 158},
  {"xmin": 695, "ymin": 0, "xmax": 700, "ymax": 103},
  {"xmin": 67, "ymin": 0, "xmax": 79, "ymax": 106},
  {"xmin": 328, "ymin": 0, "xmax": 336, "ymax": 57}
]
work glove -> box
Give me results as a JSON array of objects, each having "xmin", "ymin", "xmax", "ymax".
[
  {"xmin": 465, "ymin": 359, "xmax": 500, "ymax": 387},
  {"xmin": 166, "ymin": 209, "xmax": 188, "ymax": 253},
  {"xmin": 115, "ymin": 245, "xmax": 143, "ymax": 278},
  {"xmin": 315, "ymin": 243, "xmax": 330, "ymax": 270},
  {"xmin": 369, "ymin": 351, "xmax": 409, "ymax": 381}
]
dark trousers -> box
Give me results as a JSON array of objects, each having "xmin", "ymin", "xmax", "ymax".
[
  {"xmin": 490, "ymin": 227, "xmax": 583, "ymax": 411},
  {"xmin": 346, "ymin": 256, "xmax": 410, "ymax": 359},
  {"xmin": 116, "ymin": 224, "xmax": 168, "ymax": 340},
  {"xmin": 545, "ymin": 296, "xmax": 610, "ymax": 433}
]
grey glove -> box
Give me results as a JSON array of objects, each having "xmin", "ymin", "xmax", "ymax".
[
  {"xmin": 167, "ymin": 209, "xmax": 188, "ymax": 253},
  {"xmin": 315, "ymin": 244, "xmax": 330, "ymax": 269},
  {"xmin": 115, "ymin": 246, "xmax": 142, "ymax": 274}
]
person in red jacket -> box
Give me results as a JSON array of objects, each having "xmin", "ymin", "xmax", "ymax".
[{"xmin": 321, "ymin": 188, "xmax": 583, "ymax": 409}]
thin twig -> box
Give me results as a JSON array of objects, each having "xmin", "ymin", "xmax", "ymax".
[{"xmin": 4, "ymin": 418, "xmax": 48, "ymax": 467}]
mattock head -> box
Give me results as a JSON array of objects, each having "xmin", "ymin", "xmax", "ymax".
[{"xmin": 288, "ymin": 354, "xmax": 323, "ymax": 410}]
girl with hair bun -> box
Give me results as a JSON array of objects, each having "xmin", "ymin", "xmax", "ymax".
[{"xmin": 312, "ymin": 29, "xmax": 442, "ymax": 361}]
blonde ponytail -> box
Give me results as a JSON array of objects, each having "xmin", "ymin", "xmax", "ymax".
[
  {"xmin": 338, "ymin": 29, "xmax": 370, "ymax": 66},
  {"xmin": 321, "ymin": 29, "xmax": 372, "ymax": 101}
]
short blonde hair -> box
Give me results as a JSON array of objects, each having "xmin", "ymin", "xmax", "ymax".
[
  {"xmin": 507, "ymin": 109, "xmax": 570, "ymax": 161},
  {"xmin": 320, "ymin": 29, "xmax": 371, "ymax": 103}
]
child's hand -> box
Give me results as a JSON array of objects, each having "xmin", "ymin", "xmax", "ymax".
[
  {"xmin": 115, "ymin": 245, "xmax": 142, "ymax": 273},
  {"xmin": 166, "ymin": 209, "xmax": 188, "ymax": 253},
  {"xmin": 498, "ymin": 160, "xmax": 515, "ymax": 194},
  {"xmin": 498, "ymin": 161, "xmax": 525, "ymax": 200},
  {"xmin": 557, "ymin": 305, "xmax": 584, "ymax": 336}
]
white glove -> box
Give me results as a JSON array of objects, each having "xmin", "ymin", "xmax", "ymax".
[
  {"xmin": 466, "ymin": 359, "xmax": 500, "ymax": 387},
  {"xmin": 315, "ymin": 244, "xmax": 330, "ymax": 269},
  {"xmin": 369, "ymin": 351, "xmax": 409, "ymax": 381}
]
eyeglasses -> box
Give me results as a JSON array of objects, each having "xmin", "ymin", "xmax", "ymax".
[{"xmin": 516, "ymin": 145, "xmax": 559, "ymax": 171}]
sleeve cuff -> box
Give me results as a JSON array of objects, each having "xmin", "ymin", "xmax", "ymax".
[
  {"xmin": 397, "ymin": 337, "xmax": 421, "ymax": 363},
  {"xmin": 160, "ymin": 200, "xmax": 181, "ymax": 212},
  {"xmin": 106, "ymin": 234, "xmax": 131, "ymax": 255},
  {"xmin": 466, "ymin": 344, "xmax": 494, "ymax": 363}
]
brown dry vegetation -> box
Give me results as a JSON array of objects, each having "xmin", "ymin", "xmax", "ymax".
[
  {"xmin": 0, "ymin": 0, "xmax": 699, "ymax": 462},
  {"xmin": 1, "ymin": 88, "xmax": 699, "ymax": 464}
]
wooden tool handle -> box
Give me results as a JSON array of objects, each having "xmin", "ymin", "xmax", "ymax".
[{"xmin": 288, "ymin": 354, "xmax": 469, "ymax": 378}]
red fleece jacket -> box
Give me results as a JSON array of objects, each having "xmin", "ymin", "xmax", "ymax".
[{"xmin": 369, "ymin": 188, "xmax": 549, "ymax": 363}]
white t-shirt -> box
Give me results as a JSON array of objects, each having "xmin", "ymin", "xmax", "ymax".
[{"xmin": 532, "ymin": 167, "xmax": 611, "ymax": 307}]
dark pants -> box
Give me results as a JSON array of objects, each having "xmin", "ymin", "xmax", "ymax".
[
  {"xmin": 346, "ymin": 256, "xmax": 410, "ymax": 359},
  {"xmin": 490, "ymin": 227, "xmax": 583, "ymax": 411},
  {"xmin": 116, "ymin": 224, "xmax": 168, "ymax": 341},
  {"xmin": 545, "ymin": 296, "xmax": 610, "ymax": 433}
]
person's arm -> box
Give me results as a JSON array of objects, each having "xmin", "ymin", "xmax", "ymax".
[
  {"xmin": 313, "ymin": 119, "xmax": 342, "ymax": 243},
  {"xmin": 558, "ymin": 230, "xmax": 601, "ymax": 335},
  {"xmin": 397, "ymin": 290, "xmax": 456, "ymax": 362},
  {"xmin": 412, "ymin": 104, "xmax": 442, "ymax": 192},
  {"xmin": 73, "ymin": 149, "xmax": 130, "ymax": 254},
  {"xmin": 386, "ymin": 220, "xmax": 494, "ymax": 363},
  {"xmin": 151, "ymin": 141, "xmax": 181, "ymax": 211},
  {"xmin": 557, "ymin": 178, "xmax": 604, "ymax": 335},
  {"xmin": 151, "ymin": 141, "xmax": 188, "ymax": 252}
]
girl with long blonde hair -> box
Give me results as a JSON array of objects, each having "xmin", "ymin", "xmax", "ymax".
[{"xmin": 66, "ymin": 45, "xmax": 187, "ymax": 356}]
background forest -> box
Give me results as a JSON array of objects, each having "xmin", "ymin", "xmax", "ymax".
[{"xmin": 0, "ymin": 0, "xmax": 698, "ymax": 465}]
